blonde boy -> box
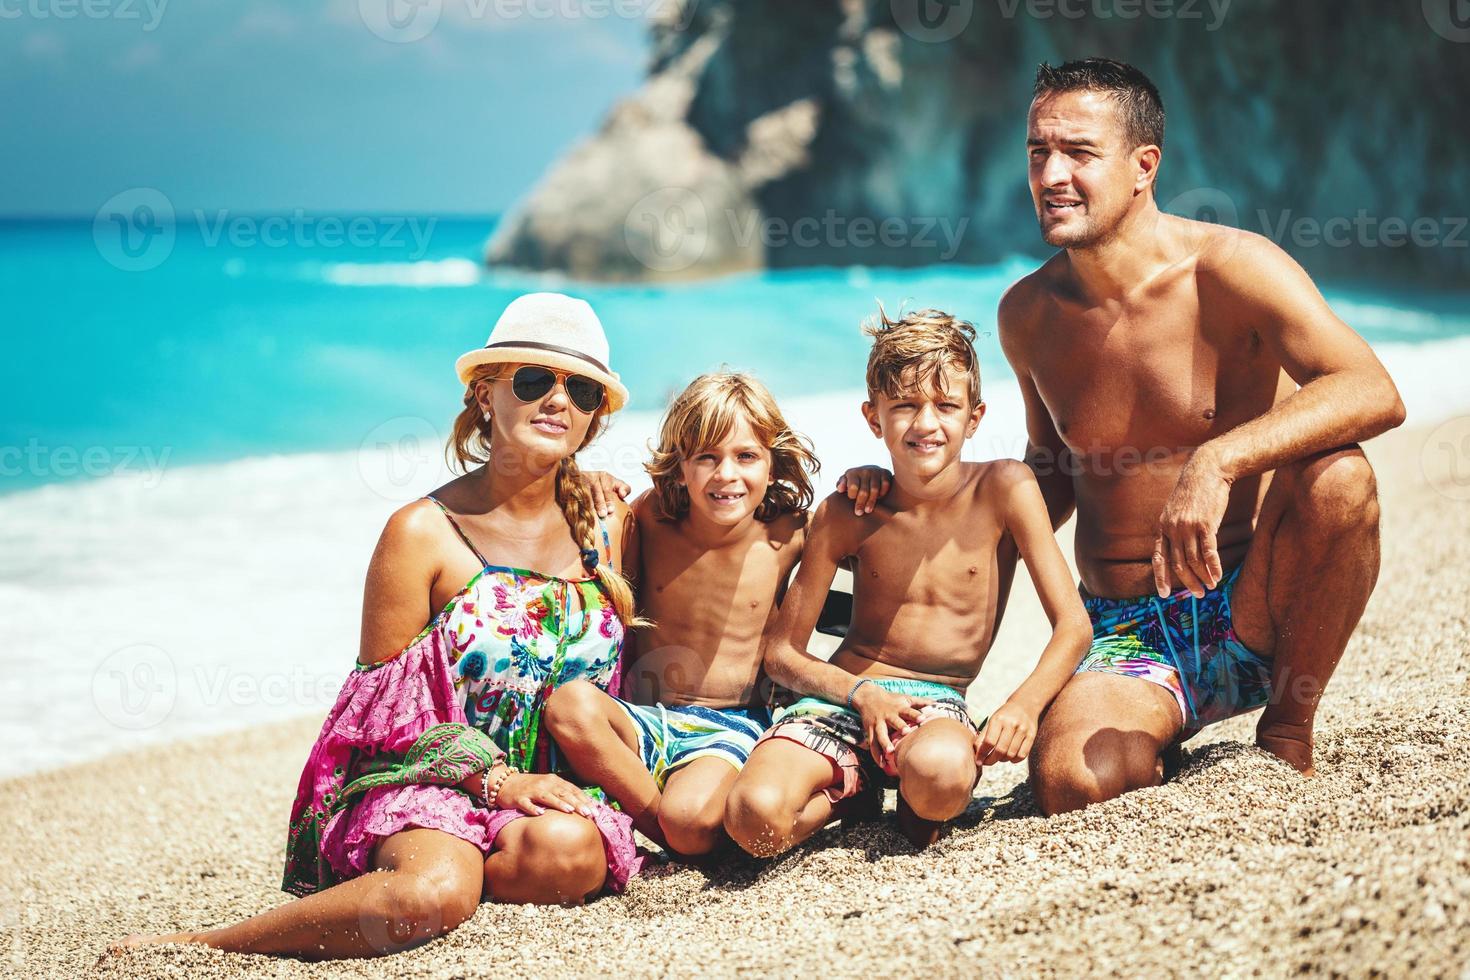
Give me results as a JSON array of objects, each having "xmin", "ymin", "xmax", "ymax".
[
  {"xmin": 546, "ymin": 372, "xmax": 817, "ymax": 856},
  {"xmin": 723, "ymin": 308, "xmax": 1092, "ymax": 852}
]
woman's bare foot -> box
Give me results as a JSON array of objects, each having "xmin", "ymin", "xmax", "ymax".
[{"xmin": 1256, "ymin": 719, "xmax": 1315, "ymax": 775}]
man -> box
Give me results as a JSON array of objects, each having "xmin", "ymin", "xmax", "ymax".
[{"xmin": 998, "ymin": 58, "xmax": 1404, "ymax": 814}]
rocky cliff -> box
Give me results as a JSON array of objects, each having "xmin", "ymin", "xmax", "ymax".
[{"xmin": 485, "ymin": 0, "xmax": 1470, "ymax": 286}]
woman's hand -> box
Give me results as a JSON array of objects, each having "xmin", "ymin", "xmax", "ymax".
[
  {"xmin": 835, "ymin": 466, "xmax": 892, "ymax": 515},
  {"xmin": 580, "ymin": 470, "xmax": 632, "ymax": 518},
  {"xmin": 496, "ymin": 771, "xmax": 597, "ymax": 818},
  {"xmin": 974, "ymin": 701, "xmax": 1038, "ymax": 767}
]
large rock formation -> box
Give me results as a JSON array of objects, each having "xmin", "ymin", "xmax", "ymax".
[{"xmin": 486, "ymin": 0, "xmax": 1470, "ymax": 286}]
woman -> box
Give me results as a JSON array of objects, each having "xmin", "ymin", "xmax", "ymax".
[{"xmin": 116, "ymin": 292, "xmax": 644, "ymax": 959}]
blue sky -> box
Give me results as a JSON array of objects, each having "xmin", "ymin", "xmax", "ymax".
[{"xmin": 1, "ymin": 0, "xmax": 650, "ymax": 216}]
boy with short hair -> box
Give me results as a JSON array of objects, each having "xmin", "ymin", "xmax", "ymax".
[
  {"xmin": 545, "ymin": 372, "xmax": 818, "ymax": 857},
  {"xmin": 723, "ymin": 307, "xmax": 1092, "ymax": 853}
]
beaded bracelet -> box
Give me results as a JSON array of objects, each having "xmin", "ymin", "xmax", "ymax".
[
  {"xmin": 483, "ymin": 764, "xmax": 514, "ymax": 810},
  {"xmin": 846, "ymin": 677, "xmax": 873, "ymax": 710}
]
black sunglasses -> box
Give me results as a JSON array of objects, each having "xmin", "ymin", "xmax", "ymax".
[{"xmin": 507, "ymin": 365, "xmax": 606, "ymax": 414}]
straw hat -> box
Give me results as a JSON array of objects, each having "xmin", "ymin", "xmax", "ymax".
[{"xmin": 454, "ymin": 292, "xmax": 628, "ymax": 412}]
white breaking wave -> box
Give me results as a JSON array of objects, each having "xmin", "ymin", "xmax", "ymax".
[
  {"xmin": 0, "ymin": 341, "xmax": 1465, "ymax": 778},
  {"xmin": 318, "ymin": 258, "xmax": 483, "ymax": 287}
]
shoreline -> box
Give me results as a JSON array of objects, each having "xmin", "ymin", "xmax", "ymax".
[{"xmin": 7, "ymin": 422, "xmax": 1469, "ymax": 976}]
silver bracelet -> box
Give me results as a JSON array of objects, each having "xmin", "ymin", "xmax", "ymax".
[{"xmin": 846, "ymin": 677, "xmax": 873, "ymax": 710}]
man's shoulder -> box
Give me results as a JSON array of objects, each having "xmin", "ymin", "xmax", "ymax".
[{"xmin": 998, "ymin": 257, "xmax": 1067, "ymax": 349}]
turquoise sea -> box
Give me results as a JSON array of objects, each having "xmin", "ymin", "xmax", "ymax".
[
  {"xmin": 2, "ymin": 215, "xmax": 1468, "ymax": 778},
  {"xmin": 5, "ymin": 216, "xmax": 1468, "ymax": 494}
]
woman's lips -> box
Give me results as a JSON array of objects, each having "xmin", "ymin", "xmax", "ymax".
[{"xmin": 531, "ymin": 418, "xmax": 569, "ymax": 434}]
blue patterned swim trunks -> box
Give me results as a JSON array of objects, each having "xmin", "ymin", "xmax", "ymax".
[
  {"xmin": 609, "ymin": 698, "xmax": 772, "ymax": 789},
  {"xmin": 1079, "ymin": 565, "xmax": 1275, "ymax": 739}
]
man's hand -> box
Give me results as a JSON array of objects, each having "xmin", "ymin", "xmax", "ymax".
[
  {"xmin": 1153, "ymin": 449, "xmax": 1232, "ymax": 598},
  {"xmin": 835, "ymin": 466, "xmax": 892, "ymax": 515},
  {"xmin": 851, "ymin": 681, "xmax": 929, "ymax": 764},
  {"xmin": 974, "ymin": 701, "xmax": 1038, "ymax": 767},
  {"xmin": 580, "ymin": 470, "xmax": 632, "ymax": 518}
]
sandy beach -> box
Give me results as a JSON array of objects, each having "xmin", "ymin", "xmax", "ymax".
[{"xmin": 6, "ymin": 423, "xmax": 1468, "ymax": 978}]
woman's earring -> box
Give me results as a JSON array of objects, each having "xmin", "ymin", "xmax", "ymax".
[{"xmin": 482, "ymin": 409, "xmax": 492, "ymax": 421}]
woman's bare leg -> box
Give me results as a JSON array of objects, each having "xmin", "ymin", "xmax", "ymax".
[
  {"xmin": 483, "ymin": 810, "xmax": 608, "ymax": 904},
  {"xmin": 113, "ymin": 828, "xmax": 483, "ymax": 960}
]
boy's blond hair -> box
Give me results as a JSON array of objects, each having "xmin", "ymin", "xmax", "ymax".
[
  {"xmin": 863, "ymin": 303, "xmax": 982, "ymax": 407},
  {"xmin": 647, "ymin": 372, "xmax": 819, "ymax": 522}
]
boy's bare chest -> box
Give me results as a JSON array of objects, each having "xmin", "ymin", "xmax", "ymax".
[{"xmin": 851, "ymin": 511, "xmax": 1001, "ymax": 601}]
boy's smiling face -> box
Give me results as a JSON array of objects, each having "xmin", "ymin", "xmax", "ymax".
[
  {"xmin": 863, "ymin": 362, "xmax": 984, "ymax": 482},
  {"xmin": 678, "ymin": 413, "xmax": 774, "ymax": 527}
]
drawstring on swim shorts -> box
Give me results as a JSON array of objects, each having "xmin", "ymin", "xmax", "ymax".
[{"xmin": 1149, "ymin": 593, "xmax": 1202, "ymax": 725}]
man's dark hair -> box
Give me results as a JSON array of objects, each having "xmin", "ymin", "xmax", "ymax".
[{"xmin": 1034, "ymin": 58, "xmax": 1165, "ymax": 151}]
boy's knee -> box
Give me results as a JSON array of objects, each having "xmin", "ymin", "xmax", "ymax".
[
  {"xmin": 723, "ymin": 780, "xmax": 795, "ymax": 857},
  {"xmin": 659, "ymin": 807, "xmax": 724, "ymax": 856},
  {"xmin": 898, "ymin": 737, "xmax": 978, "ymax": 821},
  {"xmin": 544, "ymin": 680, "xmax": 604, "ymax": 737}
]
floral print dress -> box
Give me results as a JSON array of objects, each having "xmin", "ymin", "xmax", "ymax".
[{"xmin": 281, "ymin": 497, "xmax": 641, "ymax": 897}]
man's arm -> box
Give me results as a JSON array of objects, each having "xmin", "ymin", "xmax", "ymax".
[
  {"xmin": 998, "ymin": 280, "xmax": 1077, "ymax": 531},
  {"xmin": 1155, "ymin": 231, "xmax": 1407, "ymax": 597}
]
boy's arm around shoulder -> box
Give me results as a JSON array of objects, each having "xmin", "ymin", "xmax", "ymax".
[{"xmin": 975, "ymin": 460, "xmax": 1092, "ymax": 766}]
